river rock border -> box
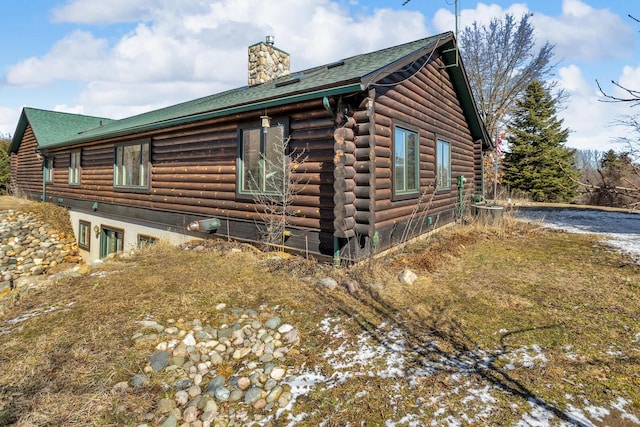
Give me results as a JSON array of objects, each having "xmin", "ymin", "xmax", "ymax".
[
  {"xmin": 1, "ymin": 209, "xmax": 81, "ymax": 289},
  {"xmin": 123, "ymin": 306, "xmax": 301, "ymax": 426}
]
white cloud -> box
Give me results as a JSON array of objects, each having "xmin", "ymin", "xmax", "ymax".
[
  {"xmin": 51, "ymin": 0, "xmax": 157, "ymax": 24},
  {"xmin": 433, "ymin": 2, "xmax": 529, "ymax": 34},
  {"xmin": 534, "ymin": 0, "xmax": 634, "ymax": 63},
  {"xmin": 557, "ymin": 65, "xmax": 631, "ymax": 151},
  {"xmin": 6, "ymin": 31, "xmax": 109, "ymax": 87},
  {"xmin": 4, "ymin": 0, "xmax": 428, "ymax": 121},
  {"xmin": 616, "ymin": 65, "xmax": 640, "ymax": 100},
  {"xmin": 0, "ymin": 107, "xmax": 20, "ymax": 138}
]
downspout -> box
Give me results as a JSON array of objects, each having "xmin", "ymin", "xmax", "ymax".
[
  {"xmin": 41, "ymin": 153, "xmax": 46, "ymax": 202},
  {"xmin": 324, "ymin": 95, "xmax": 341, "ymax": 267}
]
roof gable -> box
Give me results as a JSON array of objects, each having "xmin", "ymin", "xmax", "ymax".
[{"xmin": 10, "ymin": 108, "xmax": 112, "ymax": 153}]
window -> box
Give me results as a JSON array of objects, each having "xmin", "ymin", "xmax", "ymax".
[
  {"xmin": 114, "ymin": 141, "xmax": 149, "ymax": 188},
  {"xmin": 44, "ymin": 158, "xmax": 54, "ymax": 183},
  {"xmin": 69, "ymin": 151, "xmax": 81, "ymax": 185},
  {"xmin": 137, "ymin": 234, "xmax": 157, "ymax": 248},
  {"xmin": 393, "ymin": 125, "xmax": 420, "ymax": 197},
  {"xmin": 78, "ymin": 220, "xmax": 90, "ymax": 250},
  {"xmin": 239, "ymin": 120, "xmax": 287, "ymax": 195},
  {"xmin": 436, "ymin": 139, "xmax": 451, "ymax": 190},
  {"xmin": 100, "ymin": 226, "xmax": 124, "ymax": 258}
]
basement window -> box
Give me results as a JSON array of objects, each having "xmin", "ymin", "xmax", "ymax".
[
  {"xmin": 78, "ymin": 220, "xmax": 90, "ymax": 250},
  {"xmin": 114, "ymin": 140, "xmax": 149, "ymax": 189},
  {"xmin": 238, "ymin": 118, "xmax": 289, "ymax": 196}
]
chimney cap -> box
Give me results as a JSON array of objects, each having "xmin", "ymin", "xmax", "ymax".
[{"xmin": 265, "ymin": 35, "xmax": 275, "ymax": 45}]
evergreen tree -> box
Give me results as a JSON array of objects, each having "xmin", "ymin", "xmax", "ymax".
[
  {"xmin": 503, "ymin": 80, "xmax": 579, "ymax": 202},
  {"xmin": 0, "ymin": 138, "xmax": 10, "ymax": 194}
]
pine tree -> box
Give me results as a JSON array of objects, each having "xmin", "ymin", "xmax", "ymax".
[
  {"xmin": 503, "ymin": 80, "xmax": 579, "ymax": 202},
  {"xmin": 0, "ymin": 138, "xmax": 11, "ymax": 194}
]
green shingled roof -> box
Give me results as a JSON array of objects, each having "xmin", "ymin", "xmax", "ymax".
[
  {"xmin": 15, "ymin": 32, "xmax": 488, "ymax": 150},
  {"xmin": 10, "ymin": 108, "xmax": 112, "ymax": 153}
]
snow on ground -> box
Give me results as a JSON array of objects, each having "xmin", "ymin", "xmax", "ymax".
[
  {"xmin": 285, "ymin": 316, "xmax": 640, "ymax": 426},
  {"xmin": 515, "ymin": 208, "xmax": 640, "ymax": 263}
]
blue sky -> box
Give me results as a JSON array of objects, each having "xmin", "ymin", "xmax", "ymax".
[{"xmin": 1, "ymin": 0, "xmax": 639, "ymax": 153}]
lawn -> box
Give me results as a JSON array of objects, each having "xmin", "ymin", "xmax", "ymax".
[{"xmin": 0, "ymin": 199, "xmax": 638, "ymax": 426}]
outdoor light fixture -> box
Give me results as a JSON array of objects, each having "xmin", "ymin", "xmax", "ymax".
[
  {"xmin": 187, "ymin": 218, "xmax": 221, "ymax": 233},
  {"xmin": 93, "ymin": 225, "xmax": 100, "ymax": 237},
  {"xmin": 265, "ymin": 35, "xmax": 275, "ymax": 45},
  {"xmin": 34, "ymin": 148, "xmax": 43, "ymax": 161},
  {"xmin": 261, "ymin": 114, "xmax": 271, "ymax": 133}
]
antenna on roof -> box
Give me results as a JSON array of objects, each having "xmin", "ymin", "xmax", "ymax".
[{"xmin": 402, "ymin": 0, "xmax": 459, "ymax": 39}]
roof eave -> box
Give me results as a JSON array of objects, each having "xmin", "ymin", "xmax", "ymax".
[
  {"xmin": 45, "ymin": 81, "xmax": 365, "ymax": 149},
  {"xmin": 9, "ymin": 109, "xmax": 29, "ymax": 154},
  {"xmin": 440, "ymin": 39, "xmax": 491, "ymax": 147}
]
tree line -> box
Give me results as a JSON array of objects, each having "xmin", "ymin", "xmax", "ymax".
[
  {"xmin": 457, "ymin": 11, "xmax": 639, "ymax": 209},
  {"xmin": 2, "ymin": 9, "xmax": 639, "ymax": 208}
]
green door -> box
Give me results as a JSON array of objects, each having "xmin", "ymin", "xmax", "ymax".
[{"xmin": 100, "ymin": 227, "xmax": 123, "ymax": 258}]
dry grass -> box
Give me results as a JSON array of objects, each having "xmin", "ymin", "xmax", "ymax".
[{"xmin": 0, "ymin": 201, "xmax": 639, "ymax": 425}]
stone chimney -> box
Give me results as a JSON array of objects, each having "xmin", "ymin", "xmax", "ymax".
[{"xmin": 248, "ymin": 36, "xmax": 290, "ymax": 86}]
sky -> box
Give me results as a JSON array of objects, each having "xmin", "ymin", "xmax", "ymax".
[{"xmin": 1, "ymin": 0, "xmax": 639, "ymax": 153}]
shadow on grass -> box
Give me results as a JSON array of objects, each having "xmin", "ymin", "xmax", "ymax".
[{"xmin": 321, "ymin": 284, "xmax": 592, "ymax": 426}]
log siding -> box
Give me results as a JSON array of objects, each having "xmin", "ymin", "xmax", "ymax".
[
  {"xmin": 40, "ymin": 99, "xmax": 337, "ymax": 236},
  {"xmin": 369, "ymin": 54, "xmax": 477, "ymax": 245},
  {"xmin": 11, "ymin": 35, "xmax": 486, "ymax": 263}
]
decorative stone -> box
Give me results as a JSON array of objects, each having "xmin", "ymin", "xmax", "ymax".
[
  {"xmin": 183, "ymin": 406, "xmax": 198, "ymax": 423},
  {"xmin": 270, "ymin": 366, "xmax": 286, "ymax": 380},
  {"xmin": 188, "ymin": 385, "xmax": 202, "ymax": 398},
  {"xmin": 232, "ymin": 347, "xmax": 251, "ymax": 359},
  {"xmin": 278, "ymin": 391, "xmax": 293, "ymax": 407},
  {"xmin": 237, "ymin": 377, "xmax": 251, "ymax": 391},
  {"xmin": 265, "ymin": 317, "xmax": 281, "ymax": 329},
  {"xmin": 266, "ymin": 386, "xmax": 282, "ymax": 403},
  {"xmin": 150, "ymin": 351, "xmax": 170, "ymax": 372},
  {"xmin": 174, "ymin": 378, "xmax": 192, "ymax": 390},
  {"xmin": 206, "ymin": 375, "xmax": 226, "ymax": 394},
  {"xmin": 253, "ymin": 399, "xmax": 267, "ymax": 410},
  {"xmin": 229, "ymin": 388, "xmax": 243, "ymax": 402},
  {"xmin": 174, "ymin": 390, "xmax": 189, "ymax": 406},
  {"xmin": 315, "ymin": 277, "xmax": 338, "ymax": 290},
  {"xmin": 157, "ymin": 398, "xmax": 176, "ymax": 414},
  {"xmin": 214, "ymin": 386, "xmax": 230, "ymax": 402},
  {"xmin": 277, "ymin": 324, "xmax": 293, "ymax": 334},
  {"xmin": 159, "ymin": 414, "xmax": 177, "ymax": 427},
  {"xmin": 129, "ymin": 374, "xmax": 149, "ymax": 389},
  {"xmin": 182, "ymin": 333, "xmax": 196, "ymax": 346},
  {"xmin": 244, "ymin": 387, "xmax": 262, "ymax": 404},
  {"xmin": 397, "ymin": 269, "xmax": 418, "ymax": 285}
]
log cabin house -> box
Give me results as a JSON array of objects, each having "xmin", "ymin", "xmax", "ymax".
[{"xmin": 10, "ymin": 32, "xmax": 490, "ymax": 264}]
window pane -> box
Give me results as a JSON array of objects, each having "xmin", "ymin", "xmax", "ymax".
[
  {"xmin": 115, "ymin": 147, "xmax": 124, "ymax": 186},
  {"xmin": 69, "ymin": 152, "xmax": 80, "ymax": 184},
  {"xmin": 264, "ymin": 125, "xmax": 285, "ymax": 193},
  {"xmin": 115, "ymin": 143, "xmax": 149, "ymax": 188},
  {"xmin": 406, "ymin": 132, "xmax": 418, "ymax": 191},
  {"xmin": 394, "ymin": 128, "xmax": 406, "ymax": 193},
  {"xmin": 437, "ymin": 140, "xmax": 451, "ymax": 189},
  {"xmin": 242, "ymin": 128, "xmax": 262, "ymax": 192},
  {"xmin": 140, "ymin": 143, "xmax": 149, "ymax": 186}
]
